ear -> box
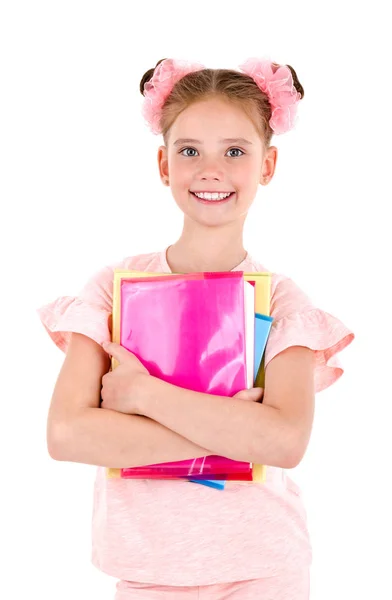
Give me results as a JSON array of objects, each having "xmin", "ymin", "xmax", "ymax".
[
  {"xmin": 157, "ymin": 145, "xmax": 170, "ymax": 186},
  {"xmin": 260, "ymin": 145, "xmax": 278, "ymax": 186}
]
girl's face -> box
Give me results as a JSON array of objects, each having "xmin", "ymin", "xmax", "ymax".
[{"xmin": 158, "ymin": 97, "xmax": 277, "ymax": 228}]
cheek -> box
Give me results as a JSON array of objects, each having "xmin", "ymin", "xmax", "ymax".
[
  {"xmin": 230, "ymin": 158, "xmax": 257, "ymax": 178},
  {"xmin": 241, "ymin": 165, "xmax": 261, "ymax": 189},
  {"xmin": 169, "ymin": 160, "xmax": 191, "ymax": 185}
]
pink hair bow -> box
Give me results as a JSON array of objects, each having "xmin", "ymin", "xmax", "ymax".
[
  {"xmin": 238, "ymin": 58, "xmax": 302, "ymax": 134},
  {"xmin": 142, "ymin": 58, "xmax": 206, "ymax": 135}
]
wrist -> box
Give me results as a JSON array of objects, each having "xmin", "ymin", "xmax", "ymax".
[{"xmin": 134, "ymin": 372, "xmax": 155, "ymax": 415}]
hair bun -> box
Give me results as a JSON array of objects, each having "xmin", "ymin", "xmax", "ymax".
[
  {"xmin": 270, "ymin": 61, "xmax": 304, "ymax": 99},
  {"xmin": 286, "ymin": 64, "xmax": 304, "ymax": 99},
  {"xmin": 139, "ymin": 58, "xmax": 168, "ymax": 96}
]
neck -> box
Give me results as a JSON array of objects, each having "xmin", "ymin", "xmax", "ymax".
[{"xmin": 166, "ymin": 219, "xmax": 247, "ymax": 273}]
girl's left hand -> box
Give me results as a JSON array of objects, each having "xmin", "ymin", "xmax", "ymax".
[{"xmin": 100, "ymin": 342, "xmax": 150, "ymax": 415}]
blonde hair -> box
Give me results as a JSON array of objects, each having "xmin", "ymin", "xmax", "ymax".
[{"xmin": 140, "ymin": 59, "xmax": 305, "ymax": 149}]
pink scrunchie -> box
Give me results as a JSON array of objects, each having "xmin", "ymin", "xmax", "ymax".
[
  {"xmin": 238, "ymin": 58, "xmax": 302, "ymax": 135},
  {"xmin": 141, "ymin": 58, "xmax": 205, "ymax": 135}
]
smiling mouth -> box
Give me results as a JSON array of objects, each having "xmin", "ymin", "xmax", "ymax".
[{"xmin": 190, "ymin": 191, "xmax": 235, "ymax": 204}]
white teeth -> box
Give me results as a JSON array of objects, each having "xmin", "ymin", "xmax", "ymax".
[{"xmin": 193, "ymin": 191, "xmax": 232, "ymax": 200}]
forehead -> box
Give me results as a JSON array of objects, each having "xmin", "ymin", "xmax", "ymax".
[{"xmin": 170, "ymin": 97, "xmax": 259, "ymax": 141}]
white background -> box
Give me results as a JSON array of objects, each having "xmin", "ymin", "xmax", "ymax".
[{"xmin": 1, "ymin": 1, "xmax": 391, "ymax": 598}]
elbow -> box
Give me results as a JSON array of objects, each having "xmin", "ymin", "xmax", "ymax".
[
  {"xmin": 283, "ymin": 437, "xmax": 308, "ymax": 470},
  {"xmin": 283, "ymin": 450, "xmax": 302, "ymax": 470},
  {"xmin": 47, "ymin": 421, "xmax": 70, "ymax": 461}
]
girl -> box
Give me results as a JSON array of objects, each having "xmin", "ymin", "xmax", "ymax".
[{"xmin": 38, "ymin": 57, "xmax": 355, "ymax": 599}]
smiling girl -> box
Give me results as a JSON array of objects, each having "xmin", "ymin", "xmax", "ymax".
[{"xmin": 38, "ymin": 57, "xmax": 355, "ymax": 599}]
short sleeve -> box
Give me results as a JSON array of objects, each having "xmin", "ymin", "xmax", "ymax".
[
  {"xmin": 264, "ymin": 276, "xmax": 355, "ymax": 394},
  {"xmin": 36, "ymin": 264, "xmax": 117, "ymax": 354}
]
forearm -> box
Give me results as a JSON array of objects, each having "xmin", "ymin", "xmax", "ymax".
[
  {"xmin": 140, "ymin": 377, "xmax": 293, "ymax": 468},
  {"xmin": 49, "ymin": 407, "xmax": 213, "ymax": 468}
]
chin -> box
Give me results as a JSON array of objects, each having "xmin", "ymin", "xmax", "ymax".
[{"xmin": 191, "ymin": 212, "xmax": 240, "ymax": 229}]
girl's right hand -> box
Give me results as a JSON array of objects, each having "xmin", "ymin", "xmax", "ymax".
[{"xmin": 233, "ymin": 387, "xmax": 264, "ymax": 402}]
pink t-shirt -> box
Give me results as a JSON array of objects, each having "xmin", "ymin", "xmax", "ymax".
[{"xmin": 37, "ymin": 247, "xmax": 355, "ymax": 586}]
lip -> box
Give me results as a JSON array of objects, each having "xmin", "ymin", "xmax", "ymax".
[{"xmin": 190, "ymin": 191, "xmax": 235, "ymax": 205}]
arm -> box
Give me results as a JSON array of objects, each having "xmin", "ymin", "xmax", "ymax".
[
  {"xmin": 48, "ymin": 333, "xmax": 212, "ymax": 468},
  {"xmin": 52, "ymin": 408, "xmax": 214, "ymax": 468},
  {"xmin": 138, "ymin": 377, "xmax": 289, "ymax": 468},
  {"xmin": 137, "ymin": 346, "xmax": 316, "ymax": 469}
]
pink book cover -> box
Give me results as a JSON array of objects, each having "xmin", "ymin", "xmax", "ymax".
[{"xmin": 118, "ymin": 272, "xmax": 251, "ymax": 479}]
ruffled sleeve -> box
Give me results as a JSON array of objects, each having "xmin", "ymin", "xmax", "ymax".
[
  {"xmin": 37, "ymin": 264, "xmax": 117, "ymax": 354},
  {"xmin": 264, "ymin": 275, "xmax": 355, "ymax": 393}
]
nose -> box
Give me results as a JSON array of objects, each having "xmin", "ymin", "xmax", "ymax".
[{"xmin": 197, "ymin": 162, "xmax": 225, "ymax": 181}]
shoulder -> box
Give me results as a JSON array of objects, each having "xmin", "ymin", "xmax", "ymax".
[
  {"xmin": 37, "ymin": 250, "xmax": 165, "ymax": 354},
  {"xmin": 247, "ymin": 256, "xmax": 355, "ymax": 395},
  {"xmin": 79, "ymin": 250, "xmax": 163, "ymax": 304},
  {"xmin": 123, "ymin": 250, "xmax": 165, "ymax": 272},
  {"xmin": 270, "ymin": 273, "xmax": 314, "ymax": 321},
  {"xmin": 246, "ymin": 257, "xmax": 314, "ymax": 321}
]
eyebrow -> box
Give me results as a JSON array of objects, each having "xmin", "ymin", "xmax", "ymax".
[{"xmin": 173, "ymin": 137, "xmax": 254, "ymax": 147}]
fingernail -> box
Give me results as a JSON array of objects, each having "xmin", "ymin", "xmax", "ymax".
[{"xmin": 251, "ymin": 387, "xmax": 263, "ymax": 395}]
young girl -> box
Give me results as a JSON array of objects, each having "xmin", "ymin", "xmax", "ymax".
[{"xmin": 38, "ymin": 57, "xmax": 355, "ymax": 599}]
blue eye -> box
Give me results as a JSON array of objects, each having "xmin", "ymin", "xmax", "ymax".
[
  {"xmin": 227, "ymin": 148, "xmax": 244, "ymax": 158},
  {"xmin": 179, "ymin": 147, "xmax": 244, "ymax": 158},
  {"xmin": 180, "ymin": 147, "xmax": 198, "ymax": 157}
]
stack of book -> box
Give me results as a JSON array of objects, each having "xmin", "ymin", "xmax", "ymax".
[{"xmin": 106, "ymin": 270, "xmax": 273, "ymax": 490}]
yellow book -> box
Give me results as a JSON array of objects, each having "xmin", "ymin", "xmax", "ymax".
[{"xmin": 107, "ymin": 270, "xmax": 271, "ymax": 484}]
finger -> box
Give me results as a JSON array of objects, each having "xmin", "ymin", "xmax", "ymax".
[
  {"xmin": 234, "ymin": 387, "xmax": 264, "ymax": 400},
  {"xmin": 234, "ymin": 390, "xmax": 248, "ymax": 400},
  {"xmin": 102, "ymin": 341, "xmax": 133, "ymax": 363}
]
